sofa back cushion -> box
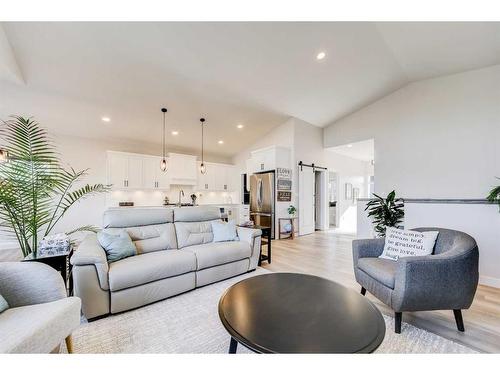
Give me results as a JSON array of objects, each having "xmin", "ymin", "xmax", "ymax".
[
  {"xmin": 175, "ymin": 220, "xmax": 222, "ymax": 249},
  {"xmin": 103, "ymin": 208, "xmax": 174, "ymax": 228},
  {"xmin": 173, "ymin": 206, "xmax": 221, "ymax": 222},
  {"xmin": 104, "ymin": 223, "xmax": 178, "ymax": 254}
]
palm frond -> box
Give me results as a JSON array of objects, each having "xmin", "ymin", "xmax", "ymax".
[{"xmin": 65, "ymin": 225, "xmax": 100, "ymax": 236}]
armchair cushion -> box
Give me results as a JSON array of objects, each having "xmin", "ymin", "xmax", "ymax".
[
  {"xmin": 0, "ymin": 297, "xmax": 81, "ymax": 353},
  {"xmin": 358, "ymin": 258, "xmax": 397, "ymax": 289},
  {"xmin": 379, "ymin": 227, "xmax": 439, "ymax": 261}
]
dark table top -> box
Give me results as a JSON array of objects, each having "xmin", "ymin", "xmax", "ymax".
[{"xmin": 218, "ymin": 273, "xmax": 385, "ymax": 353}]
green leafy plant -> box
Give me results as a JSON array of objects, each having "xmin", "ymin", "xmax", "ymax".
[
  {"xmin": 287, "ymin": 205, "xmax": 297, "ymax": 216},
  {"xmin": 487, "ymin": 178, "xmax": 500, "ymax": 211},
  {"xmin": 0, "ymin": 116, "xmax": 110, "ymax": 258},
  {"xmin": 365, "ymin": 190, "xmax": 404, "ymax": 237}
]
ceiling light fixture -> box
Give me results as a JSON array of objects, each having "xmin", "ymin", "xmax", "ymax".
[
  {"xmin": 237, "ymin": 124, "xmax": 244, "ymax": 129},
  {"xmin": 101, "ymin": 117, "xmax": 111, "ymax": 122},
  {"xmin": 172, "ymin": 131, "xmax": 179, "ymax": 135},
  {"xmin": 200, "ymin": 118, "xmax": 206, "ymax": 175},
  {"xmin": 160, "ymin": 108, "xmax": 168, "ymax": 172},
  {"xmin": 218, "ymin": 140, "xmax": 224, "ymax": 145},
  {"xmin": 316, "ymin": 51, "xmax": 326, "ymax": 60},
  {"xmin": 347, "ymin": 144, "xmax": 353, "ymax": 148}
]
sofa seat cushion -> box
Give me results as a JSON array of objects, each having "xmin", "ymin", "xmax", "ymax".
[
  {"xmin": 108, "ymin": 250, "xmax": 196, "ymax": 291},
  {"xmin": 0, "ymin": 297, "xmax": 81, "ymax": 353},
  {"xmin": 182, "ymin": 241, "xmax": 251, "ymax": 270},
  {"xmin": 357, "ymin": 257, "xmax": 397, "ymax": 289}
]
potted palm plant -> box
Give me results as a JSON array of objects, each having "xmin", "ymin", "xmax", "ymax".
[
  {"xmin": 487, "ymin": 178, "xmax": 500, "ymax": 210},
  {"xmin": 0, "ymin": 116, "xmax": 109, "ymax": 258},
  {"xmin": 365, "ymin": 190, "xmax": 404, "ymax": 237}
]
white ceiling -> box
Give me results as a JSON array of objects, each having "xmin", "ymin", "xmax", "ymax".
[
  {"xmin": 327, "ymin": 139, "xmax": 374, "ymax": 162},
  {"xmin": 1, "ymin": 22, "xmax": 499, "ymax": 158}
]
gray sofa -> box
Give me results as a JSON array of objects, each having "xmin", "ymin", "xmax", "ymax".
[
  {"xmin": 0, "ymin": 262, "xmax": 81, "ymax": 353},
  {"xmin": 71, "ymin": 206, "xmax": 262, "ymax": 319},
  {"xmin": 352, "ymin": 227, "xmax": 479, "ymax": 333}
]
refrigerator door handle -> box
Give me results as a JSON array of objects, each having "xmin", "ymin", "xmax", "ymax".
[
  {"xmin": 250, "ymin": 212, "xmax": 272, "ymax": 217},
  {"xmin": 257, "ymin": 178, "xmax": 263, "ymax": 209}
]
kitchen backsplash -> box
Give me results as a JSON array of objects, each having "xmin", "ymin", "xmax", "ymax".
[{"xmin": 106, "ymin": 186, "xmax": 239, "ymax": 207}]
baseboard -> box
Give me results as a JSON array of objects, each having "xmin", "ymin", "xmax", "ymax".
[{"xmin": 479, "ymin": 275, "xmax": 500, "ymax": 289}]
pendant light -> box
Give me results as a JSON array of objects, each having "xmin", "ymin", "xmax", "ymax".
[
  {"xmin": 199, "ymin": 118, "xmax": 206, "ymax": 174},
  {"xmin": 160, "ymin": 108, "xmax": 168, "ymax": 172},
  {"xmin": 0, "ymin": 149, "xmax": 9, "ymax": 164}
]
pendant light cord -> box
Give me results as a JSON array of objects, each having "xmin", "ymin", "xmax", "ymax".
[{"xmin": 162, "ymin": 108, "xmax": 167, "ymax": 159}]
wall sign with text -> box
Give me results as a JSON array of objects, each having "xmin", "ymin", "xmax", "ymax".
[{"xmin": 277, "ymin": 191, "xmax": 292, "ymax": 202}]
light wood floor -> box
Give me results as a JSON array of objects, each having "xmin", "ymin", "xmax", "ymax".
[{"xmin": 261, "ymin": 231, "xmax": 500, "ymax": 353}]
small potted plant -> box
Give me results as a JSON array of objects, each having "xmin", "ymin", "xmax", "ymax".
[
  {"xmin": 287, "ymin": 205, "xmax": 297, "ymax": 217},
  {"xmin": 365, "ymin": 190, "xmax": 404, "ymax": 237},
  {"xmin": 190, "ymin": 193, "xmax": 197, "ymax": 205}
]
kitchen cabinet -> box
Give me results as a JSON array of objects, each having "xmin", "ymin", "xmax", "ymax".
[
  {"xmin": 196, "ymin": 162, "xmax": 237, "ymax": 192},
  {"xmin": 197, "ymin": 162, "xmax": 215, "ymax": 191},
  {"xmin": 107, "ymin": 152, "xmax": 143, "ymax": 189},
  {"xmin": 142, "ymin": 156, "xmax": 170, "ymax": 190},
  {"xmin": 168, "ymin": 153, "xmax": 197, "ymax": 185},
  {"xmin": 247, "ymin": 146, "xmax": 291, "ymax": 175}
]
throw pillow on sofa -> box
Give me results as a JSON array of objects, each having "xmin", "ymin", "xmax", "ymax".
[
  {"xmin": 211, "ymin": 220, "xmax": 238, "ymax": 242},
  {"xmin": 379, "ymin": 227, "xmax": 439, "ymax": 261},
  {"xmin": 0, "ymin": 294, "xmax": 9, "ymax": 314},
  {"xmin": 97, "ymin": 230, "xmax": 137, "ymax": 263}
]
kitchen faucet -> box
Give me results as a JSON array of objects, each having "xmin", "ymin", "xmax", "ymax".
[{"xmin": 178, "ymin": 189, "xmax": 184, "ymax": 207}]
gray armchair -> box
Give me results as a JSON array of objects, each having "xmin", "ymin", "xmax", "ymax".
[
  {"xmin": 352, "ymin": 228, "xmax": 479, "ymax": 333},
  {"xmin": 0, "ymin": 262, "xmax": 81, "ymax": 353}
]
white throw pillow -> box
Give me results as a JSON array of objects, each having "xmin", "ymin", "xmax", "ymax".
[
  {"xmin": 379, "ymin": 227, "xmax": 439, "ymax": 261},
  {"xmin": 211, "ymin": 220, "xmax": 238, "ymax": 242}
]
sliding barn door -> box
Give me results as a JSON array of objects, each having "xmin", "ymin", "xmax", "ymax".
[{"xmin": 298, "ymin": 166, "xmax": 315, "ymax": 236}]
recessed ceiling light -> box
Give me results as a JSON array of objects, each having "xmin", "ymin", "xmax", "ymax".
[
  {"xmin": 171, "ymin": 131, "xmax": 179, "ymax": 135},
  {"xmin": 101, "ymin": 116, "xmax": 111, "ymax": 122},
  {"xmin": 316, "ymin": 51, "xmax": 326, "ymax": 60},
  {"xmin": 237, "ymin": 124, "xmax": 244, "ymax": 129},
  {"xmin": 218, "ymin": 140, "xmax": 224, "ymax": 144},
  {"xmin": 347, "ymin": 144, "xmax": 353, "ymax": 148}
]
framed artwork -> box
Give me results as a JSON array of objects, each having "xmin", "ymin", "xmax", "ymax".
[{"xmin": 345, "ymin": 183, "xmax": 353, "ymax": 200}]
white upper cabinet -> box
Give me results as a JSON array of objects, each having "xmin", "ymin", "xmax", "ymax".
[
  {"xmin": 142, "ymin": 156, "xmax": 170, "ymax": 190},
  {"xmin": 247, "ymin": 146, "xmax": 291, "ymax": 175},
  {"xmin": 168, "ymin": 153, "xmax": 197, "ymax": 185},
  {"xmin": 196, "ymin": 162, "xmax": 237, "ymax": 192},
  {"xmin": 107, "ymin": 151, "xmax": 143, "ymax": 189},
  {"xmin": 107, "ymin": 151, "xmax": 236, "ymax": 191}
]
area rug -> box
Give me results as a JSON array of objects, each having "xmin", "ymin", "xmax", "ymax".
[{"xmin": 70, "ymin": 268, "xmax": 477, "ymax": 354}]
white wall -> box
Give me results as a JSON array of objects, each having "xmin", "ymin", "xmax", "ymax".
[
  {"xmin": 324, "ymin": 64, "xmax": 500, "ymax": 199},
  {"xmin": 327, "ymin": 65, "xmax": 500, "ymax": 287}
]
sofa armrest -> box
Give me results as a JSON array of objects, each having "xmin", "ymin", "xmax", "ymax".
[
  {"xmin": 392, "ymin": 249, "xmax": 479, "ymax": 312},
  {"xmin": 71, "ymin": 233, "xmax": 109, "ymax": 290},
  {"xmin": 0, "ymin": 262, "xmax": 67, "ymax": 308},
  {"xmin": 237, "ymin": 227, "xmax": 262, "ymax": 269},
  {"xmin": 352, "ymin": 238, "xmax": 385, "ymax": 267}
]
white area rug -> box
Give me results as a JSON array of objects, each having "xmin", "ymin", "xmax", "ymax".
[{"xmin": 71, "ymin": 269, "xmax": 477, "ymax": 354}]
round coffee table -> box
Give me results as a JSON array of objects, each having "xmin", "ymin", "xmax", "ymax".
[{"xmin": 218, "ymin": 273, "xmax": 385, "ymax": 353}]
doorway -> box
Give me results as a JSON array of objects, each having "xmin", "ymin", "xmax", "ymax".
[
  {"xmin": 298, "ymin": 164, "xmax": 328, "ymax": 236},
  {"xmin": 325, "ymin": 139, "xmax": 374, "ymax": 235}
]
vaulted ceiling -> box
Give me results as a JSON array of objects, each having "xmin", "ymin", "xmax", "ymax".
[{"xmin": 1, "ymin": 22, "xmax": 499, "ymax": 157}]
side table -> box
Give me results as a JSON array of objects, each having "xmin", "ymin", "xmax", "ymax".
[
  {"xmin": 279, "ymin": 217, "xmax": 298, "ymax": 239},
  {"xmin": 23, "ymin": 248, "xmax": 74, "ymax": 296}
]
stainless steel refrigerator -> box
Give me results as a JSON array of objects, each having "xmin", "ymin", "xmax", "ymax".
[{"xmin": 250, "ymin": 171, "xmax": 275, "ymax": 239}]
